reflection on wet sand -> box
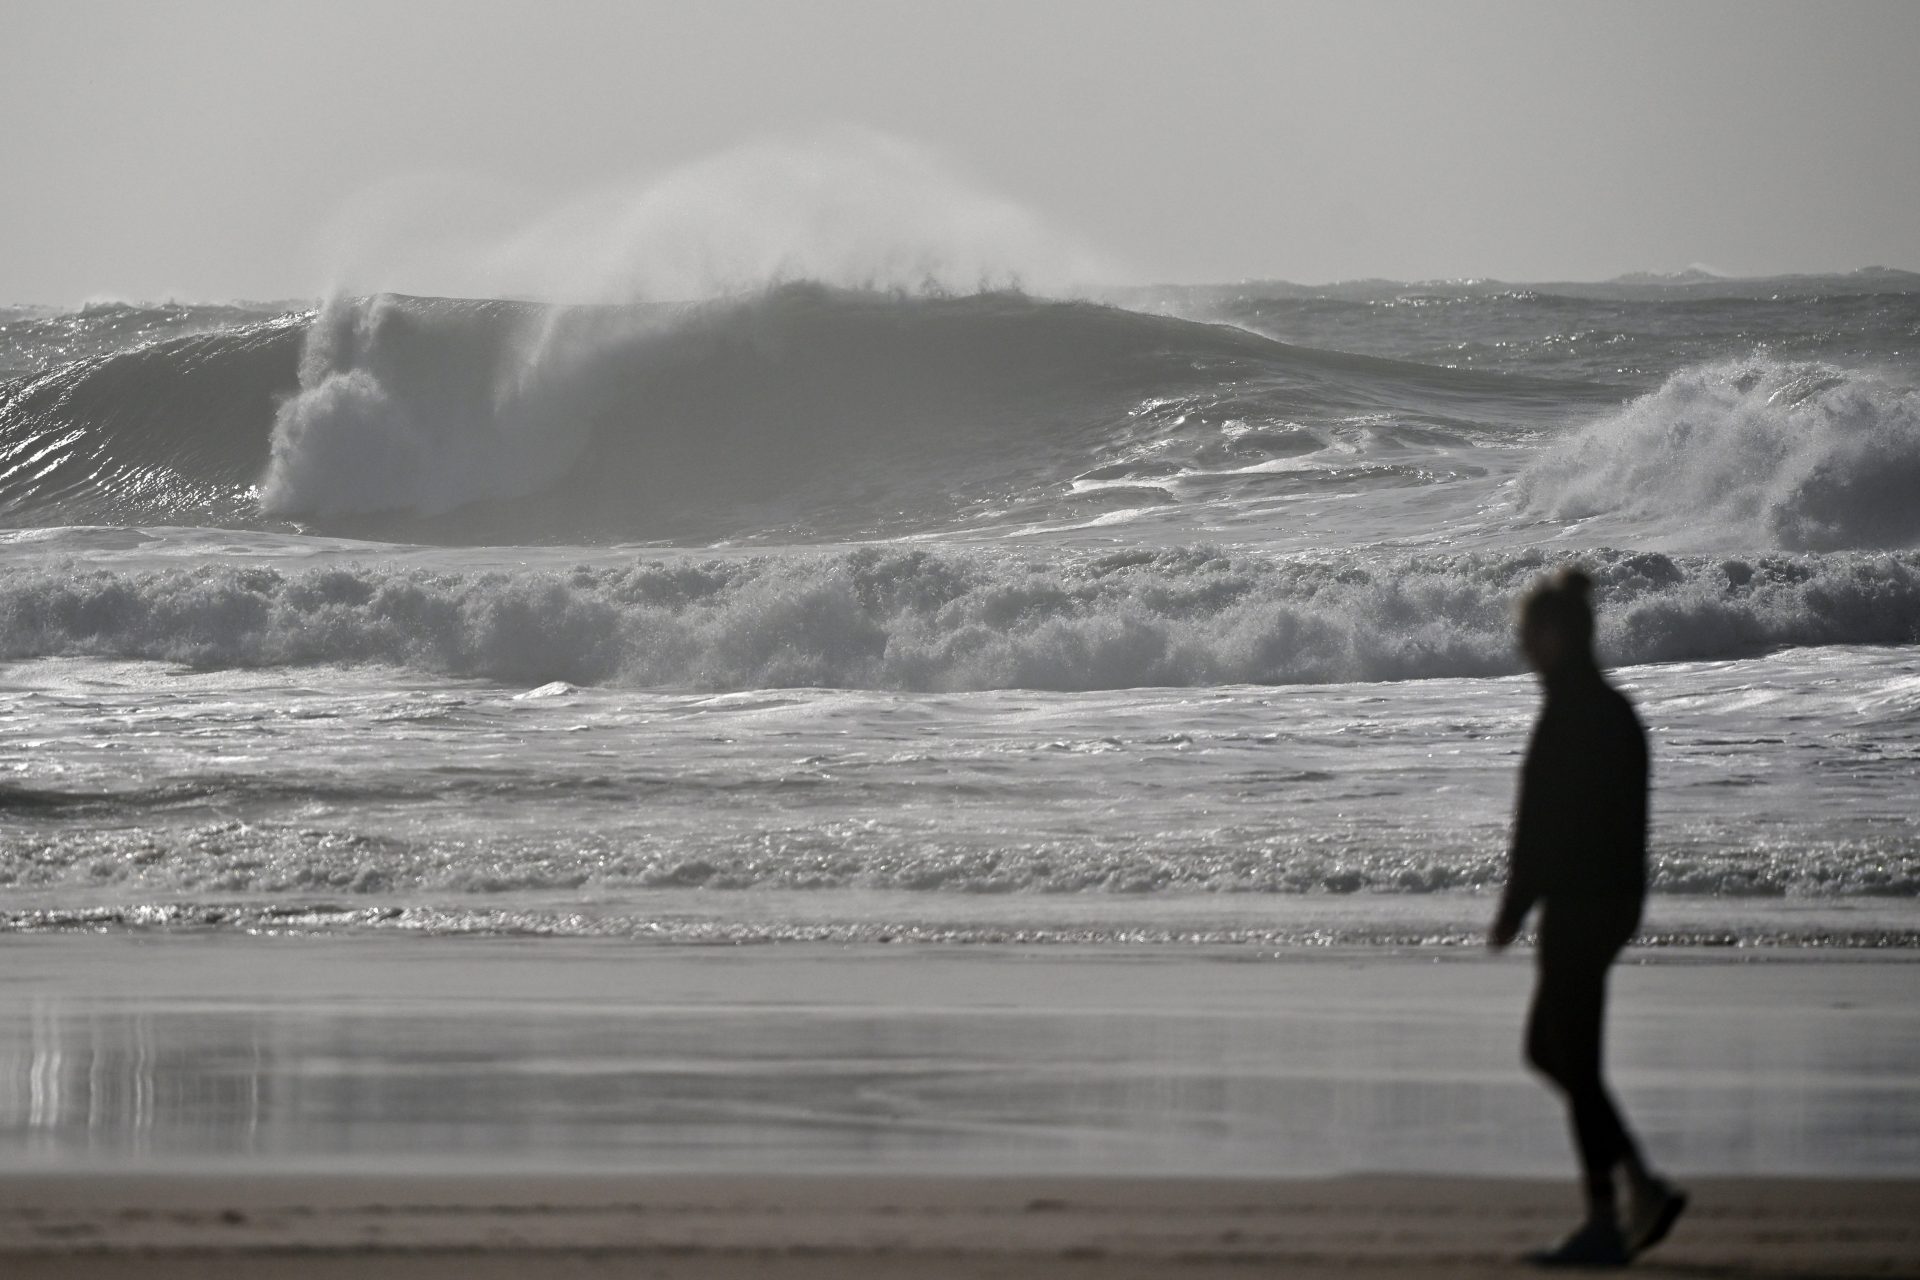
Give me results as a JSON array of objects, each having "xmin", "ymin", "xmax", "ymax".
[
  {"xmin": 1, "ymin": 1001, "xmax": 267, "ymax": 1159},
  {"xmin": 1, "ymin": 939, "xmax": 1916, "ymax": 1175}
]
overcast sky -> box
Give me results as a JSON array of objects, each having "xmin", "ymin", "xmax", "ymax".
[{"xmin": 6, "ymin": 0, "xmax": 1918, "ymax": 303}]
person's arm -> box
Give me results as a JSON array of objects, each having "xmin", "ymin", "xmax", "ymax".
[{"xmin": 1490, "ymin": 722, "xmax": 1553, "ymax": 949}]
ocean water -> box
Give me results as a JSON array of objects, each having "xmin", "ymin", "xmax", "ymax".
[{"xmin": 3, "ymin": 274, "xmax": 1918, "ymax": 946}]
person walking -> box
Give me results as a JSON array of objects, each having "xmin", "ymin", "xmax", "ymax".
[{"xmin": 1490, "ymin": 567, "xmax": 1687, "ymax": 1268}]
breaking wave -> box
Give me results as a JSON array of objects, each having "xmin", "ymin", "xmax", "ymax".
[
  {"xmin": 1520, "ymin": 356, "xmax": 1920, "ymax": 550},
  {"xmin": 3, "ymin": 545, "xmax": 1915, "ymax": 690},
  {"xmin": 0, "ymin": 286, "xmax": 1586, "ymax": 544}
]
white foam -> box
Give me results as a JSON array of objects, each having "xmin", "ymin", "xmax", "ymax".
[
  {"xmin": 1520, "ymin": 356, "xmax": 1920, "ymax": 550},
  {"xmin": 3, "ymin": 545, "xmax": 1914, "ymax": 691},
  {"xmin": 261, "ymin": 295, "xmax": 620, "ymax": 519}
]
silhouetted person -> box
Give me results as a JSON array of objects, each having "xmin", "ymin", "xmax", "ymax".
[{"xmin": 1490, "ymin": 568, "xmax": 1686, "ymax": 1268}]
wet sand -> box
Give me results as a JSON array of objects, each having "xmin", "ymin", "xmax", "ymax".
[{"xmin": 1, "ymin": 936, "xmax": 1916, "ymax": 1275}]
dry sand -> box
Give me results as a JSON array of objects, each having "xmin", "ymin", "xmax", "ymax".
[{"xmin": 1, "ymin": 1172, "xmax": 1916, "ymax": 1278}]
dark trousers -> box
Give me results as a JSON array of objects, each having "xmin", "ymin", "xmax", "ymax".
[{"xmin": 1526, "ymin": 909, "xmax": 1642, "ymax": 1210}]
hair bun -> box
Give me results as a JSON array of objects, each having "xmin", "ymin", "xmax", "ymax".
[{"xmin": 1556, "ymin": 566, "xmax": 1593, "ymax": 599}]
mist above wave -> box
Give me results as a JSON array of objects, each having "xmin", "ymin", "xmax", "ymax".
[
  {"xmin": 3, "ymin": 545, "xmax": 1914, "ymax": 691},
  {"xmin": 1520, "ymin": 356, "xmax": 1920, "ymax": 551},
  {"xmin": 320, "ymin": 129, "xmax": 1108, "ymax": 305}
]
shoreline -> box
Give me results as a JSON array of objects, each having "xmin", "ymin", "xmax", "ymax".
[
  {"xmin": 5, "ymin": 889, "xmax": 1918, "ymax": 948},
  {"xmin": 2, "ymin": 1173, "xmax": 1915, "ymax": 1278}
]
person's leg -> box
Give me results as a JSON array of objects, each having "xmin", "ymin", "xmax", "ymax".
[
  {"xmin": 1579, "ymin": 943, "xmax": 1686, "ymax": 1255},
  {"xmin": 1562, "ymin": 931, "xmax": 1667, "ymax": 1203},
  {"xmin": 1558, "ymin": 962, "xmax": 1634, "ymax": 1219},
  {"xmin": 1529, "ymin": 926, "xmax": 1686, "ymax": 1265},
  {"xmin": 1530, "ymin": 956, "xmax": 1630, "ymax": 1222},
  {"xmin": 1580, "ymin": 955, "xmax": 1688, "ymax": 1256},
  {"xmin": 1520, "ymin": 939, "xmax": 1632, "ymax": 1267}
]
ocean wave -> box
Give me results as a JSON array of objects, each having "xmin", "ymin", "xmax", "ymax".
[
  {"xmin": 1519, "ymin": 356, "xmax": 1920, "ymax": 550},
  {"xmin": 0, "ymin": 313, "xmax": 305, "ymax": 527},
  {"xmin": 1, "ymin": 286, "xmax": 1575, "ymax": 544},
  {"xmin": 3, "ymin": 545, "xmax": 1914, "ymax": 690}
]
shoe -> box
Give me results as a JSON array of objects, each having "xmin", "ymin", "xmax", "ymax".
[
  {"xmin": 1524, "ymin": 1219, "xmax": 1629, "ymax": 1268},
  {"xmin": 1626, "ymin": 1179, "xmax": 1688, "ymax": 1256}
]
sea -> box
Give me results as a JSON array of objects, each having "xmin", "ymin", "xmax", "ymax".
[{"xmin": 3, "ymin": 271, "xmax": 1918, "ymax": 950}]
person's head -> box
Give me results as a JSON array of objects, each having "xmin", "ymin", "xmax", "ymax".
[{"xmin": 1518, "ymin": 567, "xmax": 1596, "ymax": 677}]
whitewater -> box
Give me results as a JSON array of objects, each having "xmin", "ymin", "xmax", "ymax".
[{"xmin": 2, "ymin": 273, "xmax": 1917, "ymax": 945}]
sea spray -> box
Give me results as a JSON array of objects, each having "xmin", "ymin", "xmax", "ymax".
[{"xmin": 318, "ymin": 128, "xmax": 1110, "ymax": 305}]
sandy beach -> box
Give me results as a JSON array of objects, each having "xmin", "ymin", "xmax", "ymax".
[
  {"xmin": 1, "ymin": 937, "xmax": 1916, "ymax": 1275},
  {"xmin": 1, "ymin": 1171, "xmax": 1915, "ymax": 1277}
]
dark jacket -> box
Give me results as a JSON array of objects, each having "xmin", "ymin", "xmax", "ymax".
[{"xmin": 1495, "ymin": 661, "xmax": 1649, "ymax": 942}]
